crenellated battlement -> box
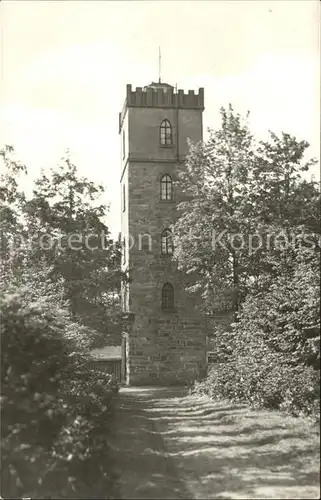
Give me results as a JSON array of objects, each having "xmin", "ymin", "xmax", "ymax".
[{"xmin": 119, "ymin": 83, "xmax": 204, "ymax": 132}]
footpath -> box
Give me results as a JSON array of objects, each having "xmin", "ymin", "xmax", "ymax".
[{"xmin": 108, "ymin": 386, "xmax": 320, "ymax": 499}]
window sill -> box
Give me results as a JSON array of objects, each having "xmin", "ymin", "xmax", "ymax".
[
  {"xmin": 161, "ymin": 308, "xmax": 177, "ymax": 314},
  {"xmin": 159, "ymin": 198, "xmax": 175, "ymax": 203},
  {"xmin": 160, "ymin": 144, "xmax": 175, "ymax": 149}
]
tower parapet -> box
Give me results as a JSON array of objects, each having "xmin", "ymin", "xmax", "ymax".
[{"xmin": 119, "ymin": 83, "xmax": 204, "ymax": 132}]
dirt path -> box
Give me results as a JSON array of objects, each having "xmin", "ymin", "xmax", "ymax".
[{"xmin": 108, "ymin": 387, "xmax": 320, "ymax": 499}]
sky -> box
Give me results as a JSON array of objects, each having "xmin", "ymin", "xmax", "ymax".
[{"xmin": 0, "ymin": 0, "xmax": 320, "ymax": 236}]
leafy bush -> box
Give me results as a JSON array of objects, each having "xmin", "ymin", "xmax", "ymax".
[
  {"xmin": 235, "ymin": 249, "xmax": 320, "ymax": 368},
  {"xmin": 194, "ymin": 251, "xmax": 320, "ymax": 421},
  {"xmin": 195, "ymin": 353, "xmax": 320, "ymax": 420},
  {"xmin": 0, "ymin": 146, "xmax": 122, "ymax": 497},
  {"xmin": 1, "ymin": 288, "xmax": 119, "ymax": 498}
]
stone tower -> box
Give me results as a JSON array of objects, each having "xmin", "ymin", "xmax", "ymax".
[{"xmin": 119, "ymin": 81, "xmax": 207, "ymax": 385}]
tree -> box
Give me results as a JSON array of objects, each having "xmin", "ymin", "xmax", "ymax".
[
  {"xmin": 174, "ymin": 105, "xmax": 320, "ymax": 314},
  {"xmin": 1, "ymin": 146, "xmax": 123, "ymax": 346},
  {"xmin": 1, "ymin": 146, "xmax": 121, "ymax": 497},
  {"xmin": 0, "ymin": 145, "xmax": 28, "ymax": 283},
  {"xmin": 23, "ymin": 153, "xmax": 122, "ymax": 345},
  {"xmin": 178, "ymin": 109, "xmax": 320, "ymax": 418}
]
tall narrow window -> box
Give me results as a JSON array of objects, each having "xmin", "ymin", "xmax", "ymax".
[
  {"xmin": 160, "ymin": 119, "xmax": 172, "ymax": 145},
  {"xmin": 160, "ymin": 174, "xmax": 173, "ymax": 200},
  {"xmin": 122, "ymin": 130, "xmax": 125, "ymax": 159},
  {"xmin": 141, "ymin": 234, "xmax": 151, "ymax": 251},
  {"xmin": 122, "ymin": 184, "xmax": 126, "ymax": 212},
  {"xmin": 162, "ymin": 283, "xmax": 174, "ymax": 310},
  {"xmin": 161, "ymin": 228, "xmax": 173, "ymax": 255}
]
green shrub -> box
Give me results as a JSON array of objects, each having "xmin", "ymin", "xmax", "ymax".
[
  {"xmin": 0, "ymin": 288, "xmax": 119, "ymax": 498},
  {"xmin": 195, "ymin": 249, "xmax": 320, "ymax": 421},
  {"xmin": 195, "ymin": 351, "xmax": 319, "ymax": 420}
]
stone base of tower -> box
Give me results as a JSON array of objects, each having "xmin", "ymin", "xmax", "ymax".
[{"xmin": 124, "ymin": 314, "xmax": 207, "ymax": 386}]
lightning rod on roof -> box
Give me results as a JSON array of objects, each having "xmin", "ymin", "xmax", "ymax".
[{"xmin": 158, "ymin": 46, "xmax": 161, "ymax": 83}]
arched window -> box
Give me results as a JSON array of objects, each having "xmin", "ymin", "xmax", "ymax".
[
  {"xmin": 160, "ymin": 119, "xmax": 172, "ymax": 145},
  {"xmin": 161, "ymin": 228, "xmax": 173, "ymax": 255},
  {"xmin": 139, "ymin": 233, "xmax": 152, "ymax": 251},
  {"xmin": 162, "ymin": 283, "xmax": 174, "ymax": 310},
  {"xmin": 160, "ymin": 174, "xmax": 173, "ymax": 200}
]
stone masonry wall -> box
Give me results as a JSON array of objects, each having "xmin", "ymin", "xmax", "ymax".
[
  {"xmin": 125, "ymin": 156, "xmax": 207, "ymax": 385},
  {"xmin": 127, "ymin": 314, "xmax": 207, "ymax": 385},
  {"xmin": 120, "ymin": 86, "xmax": 206, "ymax": 385}
]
